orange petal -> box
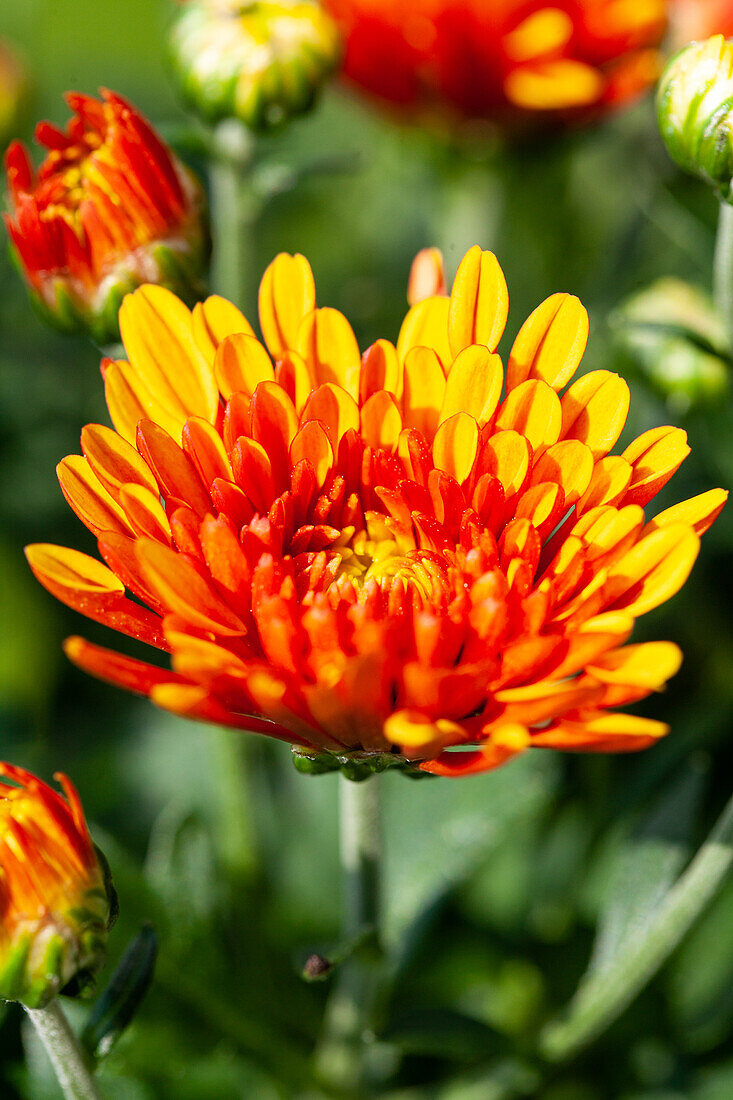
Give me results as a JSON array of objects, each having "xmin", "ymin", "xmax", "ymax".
[
  {"xmin": 182, "ymin": 417, "xmax": 233, "ymax": 488},
  {"xmin": 192, "ymin": 295, "xmax": 254, "ymax": 364},
  {"xmin": 432, "ymin": 412, "xmax": 479, "ymax": 484},
  {"xmin": 649, "ymin": 488, "xmax": 728, "ymax": 537},
  {"xmin": 232, "ymin": 436, "xmax": 275, "ymax": 513},
  {"xmin": 402, "ymin": 346, "xmax": 446, "ymax": 439},
  {"xmin": 214, "ymin": 332, "xmax": 274, "ymax": 399},
  {"xmin": 291, "ymin": 421, "xmax": 334, "ymax": 488},
  {"xmin": 532, "ymin": 713, "xmax": 668, "ymax": 751},
  {"xmin": 135, "ymin": 538, "xmax": 246, "ymax": 636},
  {"xmin": 298, "ymin": 307, "xmax": 361, "ymax": 400},
  {"xmin": 494, "ymin": 379, "xmax": 562, "ymax": 451},
  {"xmin": 360, "ymin": 339, "xmax": 402, "ymax": 404},
  {"xmin": 81, "ymin": 423, "xmax": 159, "ymax": 501},
  {"xmin": 420, "ymin": 725, "xmax": 529, "ymax": 777},
  {"xmin": 507, "ymin": 292, "xmax": 589, "ymax": 392},
  {"xmin": 258, "ymin": 252, "xmax": 316, "ymax": 359},
  {"xmin": 136, "ymin": 419, "xmax": 212, "ymax": 516},
  {"xmin": 384, "ymin": 710, "xmax": 464, "ymax": 759},
  {"xmin": 441, "ymin": 345, "xmax": 503, "ymax": 426},
  {"xmin": 560, "ymin": 370, "xmax": 630, "ymax": 458},
  {"xmin": 361, "ymin": 390, "xmax": 402, "ymax": 450},
  {"xmin": 57, "ymin": 455, "xmax": 134, "ymax": 538},
  {"xmin": 396, "ymin": 295, "xmax": 452, "ymax": 368},
  {"xmin": 482, "ymin": 430, "xmax": 531, "ymax": 497},
  {"xmin": 448, "ymin": 246, "xmax": 509, "ymax": 357},
  {"xmin": 407, "ymin": 247, "xmax": 447, "ymax": 306},
  {"xmin": 118, "ymin": 484, "xmax": 172, "ymax": 544},
  {"xmin": 606, "ymin": 524, "xmax": 700, "ymax": 616},
  {"xmin": 104, "ymin": 357, "xmax": 184, "ymax": 445},
  {"xmin": 530, "ymin": 439, "xmax": 593, "ymax": 505},
  {"xmin": 302, "ymin": 382, "xmax": 360, "ymax": 449},
  {"xmin": 64, "ymin": 635, "xmax": 179, "ymax": 695},
  {"xmin": 621, "ymin": 426, "xmax": 690, "ymax": 508},
  {"xmin": 577, "ymin": 455, "xmax": 632, "ymax": 513}
]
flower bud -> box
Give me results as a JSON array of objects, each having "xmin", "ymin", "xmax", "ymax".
[
  {"xmin": 169, "ymin": 0, "xmax": 341, "ymax": 131},
  {"xmin": 3, "ymin": 89, "xmax": 209, "ymax": 345},
  {"xmin": 0, "ymin": 764, "xmax": 114, "ymax": 1008},
  {"xmin": 657, "ymin": 35, "xmax": 733, "ymax": 200},
  {"xmin": 0, "ymin": 40, "xmax": 27, "ymax": 149}
]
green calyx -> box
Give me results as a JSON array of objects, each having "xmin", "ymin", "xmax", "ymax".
[
  {"xmin": 657, "ymin": 35, "xmax": 733, "ymax": 201},
  {"xmin": 169, "ymin": 1, "xmax": 342, "ymax": 132},
  {"xmin": 291, "ymin": 747, "xmax": 433, "ymax": 781}
]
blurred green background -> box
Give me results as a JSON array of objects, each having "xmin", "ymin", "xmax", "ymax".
[{"xmin": 1, "ymin": 2, "xmax": 732, "ymax": 1097}]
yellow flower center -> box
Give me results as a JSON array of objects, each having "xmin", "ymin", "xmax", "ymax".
[{"xmin": 331, "ymin": 515, "xmax": 445, "ymax": 603}]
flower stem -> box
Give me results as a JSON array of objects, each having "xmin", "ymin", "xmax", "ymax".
[
  {"xmin": 210, "ymin": 118, "xmax": 257, "ymax": 309},
  {"xmin": 713, "ymin": 199, "xmax": 733, "ymax": 353},
  {"xmin": 25, "ymin": 1000, "xmax": 103, "ymax": 1100},
  {"xmin": 316, "ymin": 774, "xmax": 383, "ymax": 1095}
]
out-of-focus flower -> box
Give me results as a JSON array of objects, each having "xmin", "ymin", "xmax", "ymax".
[
  {"xmin": 657, "ymin": 35, "xmax": 733, "ymax": 200},
  {"xmin": 323, "ymin": 0, "xmax": 667, "ymax": 128},
  {"xmin": 26, "ymin": 247, "xmax": 725, "ymax": 777},
  {"xmin": 0, "ymin": 764, "xmax": 113, "ymax": 1007},
  {"xmin": 4, "ymin": 90, "xmax": 209, "ymax": 345},
  {"xmin": 170, "ymin": 0, "xmax": 341, "ymax": 131},
  {"xmin": 671, "ymin": 0, "xmax": 733, "ymax": 46},
  {"xmin": 0, "ymin": 40, "xmax": 27, "ymax": 149}
]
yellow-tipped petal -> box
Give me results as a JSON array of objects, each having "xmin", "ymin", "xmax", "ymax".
[
  {"xmin": 507, "ymin": 292, "xmax": 589, "ymax": 392},
  {"xmin": 214, "ymin": 333, "xmax": 275, "ymax": 399},
  {"xmin": 560, "ymin": 370, "xmax": 630, "ymax": 458},
  {"xmin": 258, "ymin": 252, "xmax": 316, "ymax": 359},
  {"xmin": 402, "ymin": 346, "xmax": 446, "ymax": 439},
  {"xmin": 298, "ymin": 307, "xmax": 361, "ymax": 400},
  {"xmin": 432, "ymin": 412, "xmax": 479, "ymax": 484},
  {"xmin": 441, "ymin": 345, "xmax": 503, "ymax": 426},
  {"xmin": 448, "ymin": 246, "xmax": 509, "ymax": 357}
]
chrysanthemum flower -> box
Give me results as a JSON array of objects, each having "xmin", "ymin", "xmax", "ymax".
[
  {"xmin": 671, "ymin": 0, "xmax": 733, "ymax": 45},
  {"xmin": 323, "ymin": 0, "xmax": 667, "ymax": 126},
  {"xmin": 0, "ymin": 764, "xmax": 113, "ymax": 1007},
  {"xmin": 26, "ymin": 247, "xmax": 725, "ymax": 777},
  {"xmin": 4, "ymin": 90, "xmax": 209, "ymax": 345},
  {"xmin": 169, "ymin": 0, "xmax": 341, "ymax": 131}
]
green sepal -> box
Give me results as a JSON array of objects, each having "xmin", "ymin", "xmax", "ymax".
[{"xmin": 290, "ymin": 746, "xmax": 432, "ymax": 781}]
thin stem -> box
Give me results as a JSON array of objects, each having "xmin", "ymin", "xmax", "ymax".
[
  {"xmin": 210, "ymin": 118, "xmax": 257, "ymax": 308},
  {"xmin": 713, "ymin": 199, "xmax": 733, "ymax": 352},
  {"xmin": 541, "ymin": 788, "xmax": 733, "ymax": 1062},
  {"xmin": 25, "ymin": 1000, "xmax": 103, "ymax": 1100},
  {"xmin": 316, "ymin": 774, "xmax": 383, "ymax": 1096}
]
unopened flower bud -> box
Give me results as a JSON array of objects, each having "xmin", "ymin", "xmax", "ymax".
[
  {"xmin": 169, "ymin": 0, "xmax": 342, "ymax": 131},
  {"xmin": 0, "ymin": 764, "xmax": 115, "ymax": 1008},
  {"xmin": 657, "ymin": 35, "xmax": 733, "ymax": 200},
  {"xmin": 4, "ymin": 89, "xmax": 209, "ymax": 344}
]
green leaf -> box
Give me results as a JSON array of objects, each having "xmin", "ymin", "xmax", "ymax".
[
  {"xmin": 381, "ymin": 1007, "xmax": 502, "ymax": 1062},
  {"xmin": 588, "ymin": 763, "xmax": 705, "ymax": 975},
  {"xmin": 540, "ymin": 788, "xmax": 733, "ymax": 1062},
  {"xmin": 82, "ymin": 925, "xmax": 158, "ymax": 1061}
]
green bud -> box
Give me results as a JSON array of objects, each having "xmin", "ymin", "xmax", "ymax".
[
  {"xmin": 657, "ymin": 35, "xmax": 733, "ymax": 200},
  {"xmin": 170, "ymin": 1, "xmax": 342, "ymax": 132}
]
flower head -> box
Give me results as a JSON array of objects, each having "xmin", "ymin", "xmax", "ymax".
[
  {"xmin": 0, "ymin": 764, "xmax": 113, "ymax": 1007},
  {"xmin": 323, "ymin": 0, "xmax": 667, "ymax": 128},
  {"xmin": 4, "ymin": 89, "xmax": 209, "ymax": 345},
  {"xmin": 657, "ymin": 35, "xmax": 733, "ymax": 200},
  {"xmin": 169, "ymin": 0, "xmax": 341, "ymax": 131},
  {"xmin": 26, "ymin": 247, "xmax": 725, "ymax": 777}
]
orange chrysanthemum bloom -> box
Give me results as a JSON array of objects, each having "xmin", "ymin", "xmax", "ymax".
[
  {"xmin": 26, "ymin": 247, "xmax": 725, "ymax": 777},
  {"xmin": 0, "ymin": 764, "xmax": 113, "ymax": 1007},
  {"xmin": 323, "ymin": 0, "xmax": 667, "ymax": 126},
  {"xmin": 4, "ymin": 89, "xmax": 208, "ymax": 344}
]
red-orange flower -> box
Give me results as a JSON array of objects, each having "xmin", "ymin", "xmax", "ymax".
[
  {"xmin": 0, "ymin": 764, "xmax": 112, "ymax": 1007},
  {"xmin": 323, "ymin": 0, "xmax": 667, "ymax": 126},
  {"xmin": 26, "ymin": 247, "xmax": 725, "ymax": 777},
  {"xmin": 4, "ymin": 89, "xmax": 208, "ymax": 344},
  {"xmin": 671, "ymin": 0, "xmax": 733, "ymax": 44}
]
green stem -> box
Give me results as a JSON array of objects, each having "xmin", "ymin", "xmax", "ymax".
[
  {"xmin": 316, "ymin": 774, "xmax": 383, "ymax": 1096},
  {"xmin": 541, "ymin": 788, "xmax": 733, "ymax": 1062},
  {"xmin": 209, "ymin": 726, "xmax": 258, "ymax": 882},
  {"xmin": 25, "ymin": 1000, "xmax": 103, "ymax": 1100},
  {"xmin": 713, "ymin": 199, "xmax": 733, "ymax": 353},
  {"xmin": 210, "ymin": 118, "xmax": 257, "ymax": 309}
]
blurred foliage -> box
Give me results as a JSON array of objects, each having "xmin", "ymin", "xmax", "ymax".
[{"xmin": 1, "ymin": 1, "xmax": 732, "ymax": 1097}]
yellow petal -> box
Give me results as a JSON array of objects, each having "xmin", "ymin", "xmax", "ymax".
[
  {"xmin": 360, "ymin": 339, "xmax": 402, "ymax": 404},
  {"xmin": 214, "ymin": 333, "xmax": 275, "ymax": 399},
  {"xmin": 504, "ymin": 59, "xmax": 604, "ymax": 111},
  {"xmin": 503, "ymin": 8, "xmax": 573, "ymax": 62},
  {"xmin": 407, "ymin": 247, "xmax": 447, "ymax": 306},
  {"xmin": 57, "ymin": 455, "xmax": 133, "ymax": 538},
  {"xmin": 402, "ymin": 346, "xmax": 446, "ymax": 439},
  {"xmin": 530, "ymin": 439, "xmax": 594, "ymax": 505},
  {"xmin": 621, "ymin": 426, "xmax": 690, "ymax": 507},
  {"xmin": 588, "ymin": 641, "xmax": 683, "ymax": 690},
  {"xmin": 441, "ymin": 345, "xmax": 503, "ymax": 426},
  {"xmin": 507, "ymin": 292, "xmax": 589, "ymax": 392},
  {"xmin": 483, "ymin": 430, "xmax": 531, "ymax": 497},
  {"xmin": 448, "ymin": 246, "xmax": 509, "ymax": 357},
  {"xmin": 649, "ymin": 488, "xmax": 728, "ymax": 536},
  {"xmin": 81, "ymin": 423, "xmax": 159, "ymax": 501},
  {"xmin": 607, "ymin": 524, "xmax": 700, "ymax": 616},
  {"xmin": 258, "ymin": 252, "xmax": 316, "ymax": 358},
  {"xmin": 396, "ymin": 295, "xmax": 452, "ymax": 369},
  {"xmin": 290, "ymin": 420, "xmax": 334, "ymax": 487},
  {"xmin": 104, "ymin": 358, "xmax": 185, "ymax": 445},
  {"xmin": 361, "ymin": 391, "xmax": 402, "ymax": 451},
  {"xmin": 298, "ymin": 307, "xmax": 361, "ymax": 400},
  {"xmin": 118, "ymin": 484, "xmax": 172, "ymax": 544},
  {"xmin": 26, "ymin": 544, "xmax": 124, "ymax": 596},
  {"xmin": 302, "ymin": 383, "xmax": 360, "ymax": 449},
  {"xmin": 119, "ymin": 285, "xmax": 219, "ymax": 425},
  {"xmin": 577, "ymin": 455, "xmax": 632, "ymax": 513},
  {"xmin": 494, "ymin": 378, "xmax": 562, "ymax": 452},
  {"xmin": 192, "ymin": 295, "xmax": 254, "ymax": 364},
  {"xmin": 432, "ymin": 412, "xmax": 479, "ymax": 484},
  {"xmin": 560, "ymin": 370, "xmax": 630, "ymax": 458}
]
